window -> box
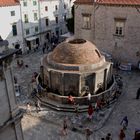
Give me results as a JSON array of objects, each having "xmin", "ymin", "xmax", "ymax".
[
  {"xmin": 45, "ymin": 18, "xmax": 49, "ymax": 26},
  {"xmin": 56, "ymin": 29, "xmax": 59, "ymax": 36},
  {"xmin": 45, "ymin": 6, "xmax": 48, "ymax": 11},
  {"xmin": 64, "ymin": 4, "xmax": 66, "ymax": 9},
  {"xmin": 34, "ymin": 13, "xmax": 38, "ymax": 21},
  {"xmin": 26, "ymin": 29, "xmax": 30, "ymax": 35},
  {"xmin": 23, "ymin": 1, "xmax": 27, "ymax": 6},
  {"xmin": 115, "ymin": 19, "xmax": 125, "ymax": 36},
  {"xmin": 33, "ymin": 1, "xmax": 37, "ymax": 6},
  {"xmin": 64, "ymin": 15, "xmax": 66, "ymax": 21},
  {"xmin": 55, "ymin": 5, "xmax": 58, "ymax": 11},
  {"xmin": 55, "ymin": 16, "xmax": 58, "ymax": 24},
  {"xmin": 24, "ymin": 14, "xmax": 28, "ymax": 23},
  {"xmin": 82, "ymin": 14, "xmax": 91, "ymax": 29},
  {"xmin": 12, "ymin": 24, "xmax": 17, "ymax": 36},
  {"xmin": 35, "ymin": 26, "xmax": 38, "ymax": 32},
  {"xmin": 95, "ymin": 50, "xmax": 101, "ymax": 58},
  {"xmin": 11, "ymin": 11, "xmax": 15, "ymax": 16}
]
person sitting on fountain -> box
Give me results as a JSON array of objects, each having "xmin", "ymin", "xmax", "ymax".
[
  {"xmin": 88, "ymin": 104, "xmax": 94, "ymax": 120},
  {"xmin": 100, "ymin": 98, "xmax": 106, "ymax": 107},
  {"xmin": 68, "ymin": 94, "xmax": 74, "ymax": 105}
]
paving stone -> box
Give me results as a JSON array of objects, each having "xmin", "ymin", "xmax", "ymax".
[{"xmin": 11, "ymin": 50, "xmax": 140, "ymax": 140}]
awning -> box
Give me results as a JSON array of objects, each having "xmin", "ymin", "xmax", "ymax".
[
  {"xmin": 60, "ymin": 32, "xmax": 73, "ymax": 38},
  {"xmin": 26, "ymin": 36, "xmax": 38, "ymax": 41}
]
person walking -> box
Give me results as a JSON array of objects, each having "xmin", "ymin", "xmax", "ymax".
[
  {"xmin": 26, "ymin": 102, "xmax": 31, "ymax": 114},
  {"xmin": 74, "ymin": 103, "xmax": 79, "ymax": 116},
  {"xmin": 134, "ymin": 129, "xmax": 140, "ymax": 140},
  {"xmin": 95, "ymin": 99, "xmax": 102, "ymax": 111},
  {"xmin": 136, "ymin": 87, "xmax": 140, "ymax": 99},
  {"xmin": 105, "ymin": 133, "xmax": 112, "ymax": 140},
  {"xmin": 14, "ymin": 76, "xmax": 17, "ymax": 84},
  {"xmin": 42, "ymin": 46, "xmax": 45, "ymax": 54},
  {"xmin": 62, "ymin": 117, "xmax": 68, "ymax": 136},
  {"xmin": 85, "ymin": 127, "xmax": 92, "ymax": 140},
  {"xmin": 87, "ymin": 92, "xmax": 91, "ymax": 104},
  {"xmin": 119, "ymin": 129, "xmax": 125, "ymax": 140},
  {"xmin": 120, "ymin": 116, "xmax": 128, "ymax": 130},
  {"xmin": 35, "ymin": 100, "xmax": 41, "ymax": 113},
  {"xmin": 88, "ymin": 104, "xmax": 94, "ymax": 120},
  {"xmin": 42, "ymin": 43, "xmax": 46, "ymax": 54}
]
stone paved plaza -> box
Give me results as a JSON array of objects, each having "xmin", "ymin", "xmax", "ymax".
[{"xmin": 11, "ymin": 49, "xmax": 140, "ymax": 140}]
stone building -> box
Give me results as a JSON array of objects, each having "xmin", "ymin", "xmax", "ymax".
[
  {"xmin": 42, "ymin": 39, "xmax": 112, "ymax": 96},
  {"xmin": 0, "ymin": 0, "xmax": 24, "ymax": 51},
  {"xmin": 74, "ymin": 0, "xmax": 140, "ymax": 67},
  {"xmin": 0, "ymin": 0, "xmax": 74, "ymax": 52},
  {"xmin": 0, "ymin": 38, "xmax": 24, "ymax": 140}
]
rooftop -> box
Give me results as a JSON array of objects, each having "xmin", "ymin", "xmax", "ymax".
[
  {"xmin": 49, "ymin": 39, "xmax": 102, "ymax": 65},
  {"xmin": 0, "ymin": 0, "xmax": 19, "ymax": 7},
  {"xmin": 74, "ymin": 0, "xmax": 140, "ymax": 5}
]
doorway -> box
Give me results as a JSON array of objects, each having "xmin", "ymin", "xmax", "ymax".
[{"xmin": 27, "ymin": 41, "xmax": 31, "ymax": 50}]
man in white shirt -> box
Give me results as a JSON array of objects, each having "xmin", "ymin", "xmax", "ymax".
[{"xmin": 87, "ymin": 92, "xmax": 91, "ymax": 104}]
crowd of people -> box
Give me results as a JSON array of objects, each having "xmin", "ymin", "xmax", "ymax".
[{"xmin": 66, "ymin": 85, "xmax": 140, "ymax": 140}]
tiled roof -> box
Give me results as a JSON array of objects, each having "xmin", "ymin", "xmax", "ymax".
[
  {"xmin": 74, "ymin": 0, "xmax": 140, "ymax": 5},
  {"xmin": 74, "ymin": 0, "xmax": 94, "ymax": 5},
  {"xmin": 99, "ymin": 0, "xmax": 140, "ymax": 5},
  {"xmin": 0, "ymin": 0, "xmax": 19, "ymax": 7}
]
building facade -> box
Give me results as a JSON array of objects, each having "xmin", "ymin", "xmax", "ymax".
[
  {"xmin": 0, "ymin": 0, "xmax": 24, "ymax": 51},
  {"xmin": 39, "ymin": 0, "xmax": 71, "ymax": 45},
  {"xmin": 0, "ymin": 0, "xmax": 74, "ymax": 52},
  {"xmin": 20, "ymin": 0, "xmax": 40, "ymax": 50},
  {"xmin": 20, "ymin": 0, "xmax": 74, "ymax": 50},
  {"xmin": 74, "ymin": 0, "xmax": 140, "ymax": 67}
]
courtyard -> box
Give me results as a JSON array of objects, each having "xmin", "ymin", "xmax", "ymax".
[{"xmin": 11, "ymin": 49, "xmax": 140, "ymax": 140}]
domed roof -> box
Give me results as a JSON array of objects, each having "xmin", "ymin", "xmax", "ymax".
[{"xmin": 50, "ymin": 39, "xmax": 102, "ymax": 65}]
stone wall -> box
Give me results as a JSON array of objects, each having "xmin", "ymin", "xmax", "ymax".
[
  {"xmin": 75, "ymin": 5, "xmax": 94, "ymax": 42},
  {"xmin": 75, "ymin": 4, "xmax": 140, "ymax": 66},
  {"xmin": 0, "ymin": 125, "xmax": 16, "ymax": 140},
  {"xmin": 80, "ymin": 73, "xmax": 95, "ymax": 95},
  {"xmin": 46, "ymin": 76, "xmax": 117, "ymax": 105},
  {"xmin": 0, "ymin": 67, "xmax": 24, "ymax": 140},
  {"xmin": 46, "ymin": 62, "xmax": 111, "ymax": 96},
  {"xmin": 64, "ymin": 73, "xmax": 80, "ymax": 96},
  {"xmin": 0, "ymin": 81, "xmax": 10, "ymax": 124},
  {"xmin": 50, "ymin": 70, "xmax": 63, "ymax": 94}
]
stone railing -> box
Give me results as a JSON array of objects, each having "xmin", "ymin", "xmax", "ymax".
[{"xmin": 46, "ymin": 77, "xmax": 118, "ymax": 105}]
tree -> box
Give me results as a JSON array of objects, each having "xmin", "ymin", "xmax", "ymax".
[{"xmin": 66, "ymin": 5, "xmax": 74, "ymax": 33}]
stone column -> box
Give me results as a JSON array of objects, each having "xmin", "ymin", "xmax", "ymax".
[
  {"xmin": 40, "ymin": 65, "xmax": 44, "ymax": 85},
  {"xmin": 0, "ymin": 58, "xmax": 24, "ymax": 140},
  {"xmin": 61, "ymin": 73, "xmax": 64, "ymax": 96},
  {"xmin": 78, "ymin": 75, "xmax": 81, "ymax": 97},
  {"xmin": 103, "ymin": 69, "xmax": 107, "ymax": 90}
]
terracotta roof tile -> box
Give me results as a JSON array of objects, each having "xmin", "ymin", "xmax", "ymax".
[
  {"xmin": 74, "ymin": 0, "xmax": 140, "ymax": 5},
  {"xmin": 0, "ymin": 0, "xmax": 19, "ymax": 7},
  {"xmin": 74, "ymin": 0, "xmax": 94, "ymax": 5},
  {"xmin": 98, "ymin": 0, "xmax": 140, "ymax": 5}
]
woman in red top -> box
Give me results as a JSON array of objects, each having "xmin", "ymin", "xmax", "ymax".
[
  {"xmin": 119, "ymin": 129, "xmax": 125, "ymax": 140},
  {"xmin": 68, "ymin": 95, "xmax": 74, "ymax": 104},
  {"xmin": 88, "ymin": 104, "xmax": 94, "ymax": 120}
]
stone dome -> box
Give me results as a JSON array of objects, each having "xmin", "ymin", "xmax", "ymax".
[{"xmin": 50, "ymin": 39, "xmax": 102, "ymax": 65}]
